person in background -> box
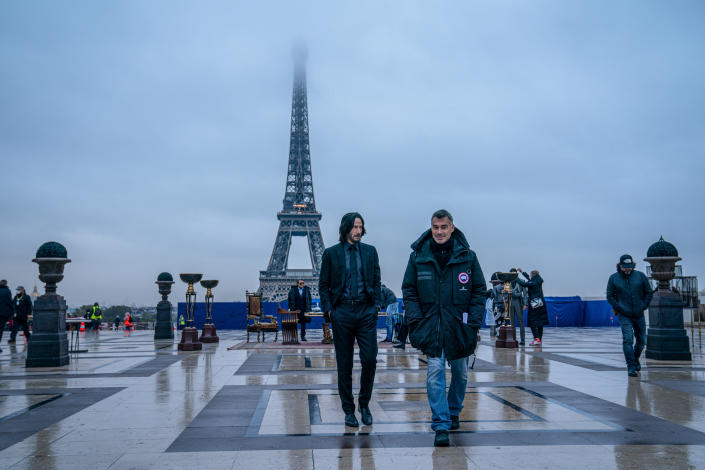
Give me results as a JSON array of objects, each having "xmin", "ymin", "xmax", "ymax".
[
  {"xmin": 91, "ymin": 302, "xmax": 103, "ymax": 331},
  {"xmin": 393, "ymin": 319, "xmax": 408, "ymax": 350},
  {"xmin": 489, "ymin": 273, "xmax": 505, "ymax": 337},
  {"xmin": 509, "ymin": 268, "xmax": 526, "ymax": 345},
  {"xmin": 380, "ymin": 284, "xmax": 399, "ymax": 343},
  {"xmin": 114, "ymin": 316, "xmax": 120, "ymax": 331},
  {"xmin": 0, "ymin": 280, "xmax": 13, "ymax": 352},
  {"xmin": 9, "ymin": 286, "xmax": 31, "ymax": 343},
  {"xmin": 288, "ymin": 279, "xmax": 312, "ymax": 342},
  {"xmin": 516, "ymin": 268, "xmax": 548, "ymax": 345},
  {"xmin": 606, "ymin": 254, "xmax": 654, "ymax": 377},
  {"xmin": 484, "ymin": 289, "xmax": 494, "ymax": 335}
]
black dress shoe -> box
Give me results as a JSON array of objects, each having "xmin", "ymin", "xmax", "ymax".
[
  {"xmin": 301, "ymin": 337, "xmax": 307, "ymax": 342},
  {"xmin": 359, "ymin": 406, "xmax": 373, "ymax": 425},
  {"xmin": 434, "ymin": 430, "xmax": 449, "ymax": 447},
  {"xmin": 393, "ymin": 342, "xmax": 405, "ymax": 349},
  {"xmin": 7, "ymin": 339, "xmax": 15, "ymax": 343},
  {"xmin": 450, "ymin": 415, "xmax": 459, "ymax": 430},
  {"xmin": 344, "ymin": 413, "xmax": 359, "ymax": 427}
]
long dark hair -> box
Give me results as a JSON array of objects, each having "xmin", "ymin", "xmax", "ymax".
[{"xmin": 339, "ymin": 212, "xmax": 366, "ymax": 243}]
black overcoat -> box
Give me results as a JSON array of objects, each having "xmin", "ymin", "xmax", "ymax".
[
  {"xmin": 517, "ymin": 272, "xmax": 549, "ymax": 327},
  {"xmin": 0, "ymin": 286, "xmax": 12, "ymax": 320},
  {"xmin": 287, "ymin": 285, "xmax": 312, "ymax": 323}
]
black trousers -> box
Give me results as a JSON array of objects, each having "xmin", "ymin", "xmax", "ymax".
[
  {"xmin": 397, "ymin": 321, "xmax": 408, "ymax": 344},
  {"xmin": 531, "ymin": 325, "xmax": 544, "ymax": 340},
  {"xmin": 297, "ymin": 312, "xmax": 307, "ymax": 338},
  {"xmin": 510, "ymin": 299, "xmax": 525, "ymax": 342},
  {"xmin": 331, "ymin": 302, "xmax": 378, "ymax": 414},
  {"xmin": 10, "ymin": 318, "xmax": 30, "ymax": 340}
]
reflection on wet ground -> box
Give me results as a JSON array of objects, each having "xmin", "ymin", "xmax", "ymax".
[{"xmin": 0, "ymin": 327, "xmax": 703, "ymax": 469}]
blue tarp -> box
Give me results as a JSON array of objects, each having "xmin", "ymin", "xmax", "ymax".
[
  {"xmin": 178, "ymin": 297, "xmax": 616, "ymax": 330},
  {"xmin": 480, "ymin": 296, "xmax": 615, "ymax": 328},
  {"xmin": 177, "ymin": 301, "xmax": 388, "ymax": 330}
]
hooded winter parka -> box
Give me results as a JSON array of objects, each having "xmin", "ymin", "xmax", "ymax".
[
  {"xmin": 606, "ymin": 268, "xmax": 653, "ymax": 319},
  {"xmin": 402, "ymin": 229, "xmax": 486, "ymax": 360},
  {"xmin": 0, "ymin": 285, "xmax": 13, "ymax": 320}
]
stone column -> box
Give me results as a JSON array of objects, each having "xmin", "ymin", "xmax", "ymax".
[
  {"xmin": 644, "ymin": 237, "xmax": 692, "ymax": 361},
  {"xmin": 154, "ymin": 272, "xmax": 175, "ymax": 340},
  {"xmin": 26, "ymin": 242, "xmax": 71, "ymax": 368}
]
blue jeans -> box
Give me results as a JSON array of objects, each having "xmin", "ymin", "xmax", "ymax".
[
  {"xmin": 384, "ymin": 302, "xmax": 399, "ymax": 341},
  {"xmin": 618, "ymin": 314, "xmax": 646, "ymax": 368},
  {"xmin": 426, "ymin": 350, "xmax": 468, "ymax": 431}
]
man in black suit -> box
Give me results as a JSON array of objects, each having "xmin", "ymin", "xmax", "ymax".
[
  {"xmin": 319, "ymin": 212, "xmax": 381, "ymax": 427},
  {"xmin": 287, "ymin": 279, "xmax": 312, "ymax": 341}
]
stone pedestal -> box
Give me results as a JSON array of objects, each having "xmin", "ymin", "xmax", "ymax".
[
  {"xmin": 178, "ymin": 327, "xmax": 202, "ymax": 351},
  {"xmin": 646, "ymin": 291, "xmax": 691, "ymax": 361},
  {"xmin": 200, "ymin": 324, "xmax": 219, "ymax": 343},
  {"xmin": 26, "ymin": 294, "xmax": 69, "ymax": 367},
  {"xmin": 154, "ymin": 300, "xmax": 174, "ymax": 340},
  {"xmin": 495, "ymin": 325, "xmax": 518, "ymax": 348}
]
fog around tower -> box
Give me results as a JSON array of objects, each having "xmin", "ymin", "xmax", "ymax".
[{"xmin": 0, "ymin": 1, "xmax": 703, "ymax": 306}]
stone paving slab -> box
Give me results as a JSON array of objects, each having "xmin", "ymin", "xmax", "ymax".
[{"xmin": 0, "ymin": 328, "xmax": 703, "ymax": 469}]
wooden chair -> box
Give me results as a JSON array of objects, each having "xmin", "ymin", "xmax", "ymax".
[
  {"xmin": 277, "ymin": 306, "xmax": 300, "ymax": 345},
  {"xmin": 246, "ymin": 290, "xmax": 278, "ymax": 343}
]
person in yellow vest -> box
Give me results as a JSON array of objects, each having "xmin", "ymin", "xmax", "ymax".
[
  {"xmin": 178, "ymin": 314, "xmax": 185, "ymax": 330},
  {"xmin": 90, "ymin": 303, "xmax": 103, "ymax": 331}
]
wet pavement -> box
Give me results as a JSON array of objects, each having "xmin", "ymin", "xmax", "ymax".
[{"xmin": 0, "ymin": 327, "xmax": 704, "ymax": 469}]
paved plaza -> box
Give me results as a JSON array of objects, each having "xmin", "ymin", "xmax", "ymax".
[{"xmin": 0, "ymin": 327, "xmax": 704, "ymax": 469}]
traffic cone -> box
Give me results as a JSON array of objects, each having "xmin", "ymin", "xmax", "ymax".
[{"xmin": 79, "ymin": 322, "xmax": 85, "ymax": 332}]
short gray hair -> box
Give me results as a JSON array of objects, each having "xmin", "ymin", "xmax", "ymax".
[{"xmin": 431, "ymin": 209, "xmax": 453, "ymax": 223}]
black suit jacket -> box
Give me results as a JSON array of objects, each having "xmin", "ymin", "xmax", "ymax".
[
  {"xmin": 287, "ymin": 285, "xmax": 312, "ymax": 313},
  {"xmin": 319, "ymin": 241, "xmax": 381, "ymax": 313}
]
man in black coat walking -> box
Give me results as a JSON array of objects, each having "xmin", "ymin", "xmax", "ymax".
[
  {"xmin": 0, "ymin": 280, "xmax": 14, "ymax": 352},
  {"xmin": 9, "ymin": 285, "xmax": 32, "ymax": 343},
  {"xmin": 287, "ymin": 279, "xmax": 312, "ymax": 341},
  {"xmin": 402, "ymin": 209, "xmax": 486, "ymax": 446},
  {"xmin": 319, "ymin": 212, "xmax": 381, "ymax": 428},
  {"xmin": 607, "ymin": 254, "xmax": 654, "ymax": 377}
]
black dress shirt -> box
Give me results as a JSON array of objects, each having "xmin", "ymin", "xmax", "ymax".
[{"xmin": 343, "ymin": 242, "xmax": 365, "ymax": 299}]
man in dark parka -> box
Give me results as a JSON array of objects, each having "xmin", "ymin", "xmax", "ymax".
[
  {"xmin": 402, "ymin": 209, "xmax": 486, "ymax": 446},
  {"xmin": 606, "ymin": 254, "xmax": 653, "ymax": 377},
  {"xmin": 0, "ymin": 280, "xmax": 13, "ymax": 351},
  {"xmin": 9, "ymin": 286, "xmax": 32, "ymax": 342}
]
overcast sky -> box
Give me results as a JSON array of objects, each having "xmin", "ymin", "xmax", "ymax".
[{"xmin": 1, "ymin": 1, "xmax": 703, "ymax": 307}]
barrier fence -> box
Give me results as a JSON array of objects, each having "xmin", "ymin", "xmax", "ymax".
[{"xmin": 177, "ymin": 297, "xmax": 615, "ymax": 330}]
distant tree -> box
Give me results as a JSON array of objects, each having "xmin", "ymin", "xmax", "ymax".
[{"xmin": 103, "ymin": 305, "xmax": 131, "ymax": 319}]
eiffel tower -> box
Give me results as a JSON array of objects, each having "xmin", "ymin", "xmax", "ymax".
[{"xmin": 259, "ymin": 48, "xmax": 325, "ymax": 302}]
